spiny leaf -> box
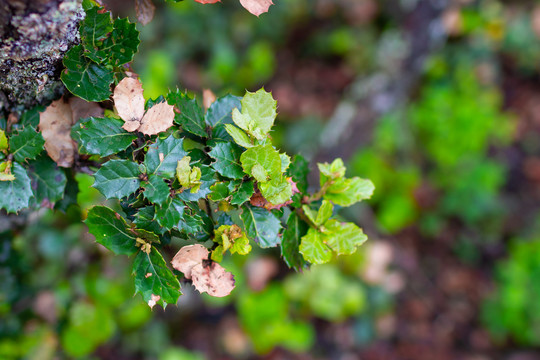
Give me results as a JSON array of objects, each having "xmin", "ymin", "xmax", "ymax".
[
  {"xmin": 230, "ymin": 180, "xmax": 254, "ymax": 206},
  {"xmin": 27, "ymin": 156, "xmax": 67, "ymax": 205},
  {"xmin": 93, "ymin": 159, "xmax": 141, "ymax": 199},
  {"xmin": 232, "ymin": 88, "xmax": 277, "ymax": 140},
  {"xmin": 105, "ymin": 17, "xmax": 140, "ymax": 66},
  {"xmin": 240, "ymin": 206, "xmax": 282, "ymax": 248},
  {"xmin": 143, "ymin": 175, "xmax": 170, "ymax": 205},
  {"xmin": 80, "ymin": 6, "xmax": 113, "ymax": 63},
  {"xmin": 281, "ymin": 213, "xmax": 309, "ymax": 271},
  {"xmin": 208, "ymin": 142, "xmax": 244, "ymax": 179},
  {"xmin": 205, "ymin": 94, "xmax": 241, "ymax": 127},
  {"xmin": 168, "ymin": 90, "xmax": 206, "ymax": 137},
  {"xmin": 8, "ymin": 126, "xmax": 45, "ymax": 163},
  {"xmin": 0, "ymin": 163, "xmax": 33, "ymax": 213},
  {"xmin": 155, "ymin": 196, "xmax": 184, "ymax": 230},
  {"xmin": 144, "ymin": 136, "xmax": 187, "ymax": 178},
  {"xmin": 72, "ymin": 117, "xmax": 137, "ymax": 157},
  {"xmin": 85, "ymin": 206, "xmax": 138, "ymax": 255},
  {"xmin": 240, "ymin": 144, "xmax": 282, "ymax": 181}
]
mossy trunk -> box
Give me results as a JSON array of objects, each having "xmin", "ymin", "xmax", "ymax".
[{"xmin": 0, "ymin": 0, "xmax": 84, "ymax": 114}]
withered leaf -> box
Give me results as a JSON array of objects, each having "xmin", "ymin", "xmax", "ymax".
[
  {"xmin": 69, "ymin": 97, "xmax": 104, "ymax": 122},
  {"xmin": 191, "ymin": 261, "xmax": 236, "ymax": 297},
  {"xmin": 171, "ymin": 244, "xmax": 209, "ymax": 279},
  {"xmin": 147, "ymin": 294, "xmax": 161, "ymax": 309},
  {"xmin": 239, "ymin": 0, "xmax": 273, "ymax": 16},
  {"xmin": 138, "ymin": 102, "xmax": 175, "ymax": 136},
  {"xmin": 39, "ymin": 99, "xmax": 76, "ymax": 167},
  {"xmin": 203, "ymin": 89, "xmax": 217, "ymax": 111},
  {"xmin": 135, "ymin": 0, "xmax": 156, "ymax": 26}
]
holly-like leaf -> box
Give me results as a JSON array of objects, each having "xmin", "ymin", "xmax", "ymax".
[
  {"xmin": 323, "ymin": 220, "xmax": 367, "ymax": 255},
  {"xmin": 230, "ymin": 180, "xmax": 254, "ymax": 206},
  {"xmin": 27, "ymin": 156, "xmax": 67, "ymax": 205},
  {"xmin": 259, "ymin": 177, "xmax": 292, "ymax": 205},
  {"xmin": 145, "ymin": 136, "xmax": 187, "ymax": 178},
  {"xmin": 8, "ymin": 126, "xmax": 45, "ymax": 162},
  {"xmin": 240, "ymin": 144, "xmax": 281, "ymax": 181},
  {"xmin": 208, "ymin": 182, "xmax": 229, "ymax": 202},
  {"xmin": 323, "ymin": 177, "xmax": 375, "ymax": 207},
  {"xmin": 133, "ymin": 247, "xmax": 182, "ymax": 308},
  {"xmin": 205, "ymin": 94, "xmax": 241, "ymax": 127},
  {"xmin": 155, "ymin": 196, "xmax": 184, "ymax": 230},
  {"xmin": 85, "ymin": 206, "xmax": 138, "ymax": 255},
  {"xmin": 299, "ymin": 228, "xmax": 332, "ymax": 265},
  {"xmin": 224, "ymin": 124, "xmax": 255, "ymax": 148},
  {"xmin": 0, "ymin": 163, "xmax": 33, "ymax": 213},
  {"xmin": 239, "ymin": 0, "xmax": 274, "ymax": 16},
  {"xmin": 240, "ymin": 206, "xmax": 282, "ymax": 248},
  {"xmin": 93, "ymin": 159, "xmax": 141, "ymax": 199},
  {"xmin": 80, "ymin": 6, "xmax": 113, "ymax": 63},
  {"xmin": 177, "ymin": 165, "xmax": 215, "ymax": 202},
  {"xmin": 208, "ymin": 142, "xmax": 244, "ymax": 179},
  {"xmin": 72, "ymin": 117, "xmax": 137, "ymax": 157},
  {"xmin": 281, "ymin": 213, "xmax": 308, "ymax": 271},
  {"xmin": 105, "ymin": 17, "xmax": 140, "ymax": 66},
  {"xmin": 134, "ymin": 206, "xmax": 166, "ymax": 235},
  {"xmin": 232, "ymin": 88, "xmax": 276, "ymax": 140},
  {"xmin": 61, "ymin": 45, "xmax": 114, "ymax": 102},
  {"xmin": 143, "ymin": 175, "xmax": 170, "ymax": 205},
  {"xmin": 288, "ymin": 155, "xmax": 309, "ymax": 193},
  {"xmin": 168, "ymin": 90, "xmax": 206, "ymax": 137}
]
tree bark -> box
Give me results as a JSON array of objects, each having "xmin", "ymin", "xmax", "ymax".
[{"xmin": 0, "ymin": 0, "xmax": 83, "ymax": 114}]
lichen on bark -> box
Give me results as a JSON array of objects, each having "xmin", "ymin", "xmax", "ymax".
[{"xmin": 0, "ymin": 0, "xmax": 84, "ymax": 114}]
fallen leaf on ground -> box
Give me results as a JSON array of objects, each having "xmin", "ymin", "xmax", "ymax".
[
  {"xmin": 113, "ymin": 77, "xmax": 174, "ymax": 135},
  {"xmin": 39, "ymin": 99, "xmax": 76, "ymax": 167},
  {"xmin": 191, "ymin": 261, "xmax": 236, "ymax": 297},
  {"xmin": 239, "ymin": 0, "xmax": 273, "ymax": 16},
  {"xmin": 69, "ymin": 97, "xmax": 104, "ymax": 122},
  {"xmin": 171, "ymin": 244, "xmax": 209, "ymax": 279},
  {"xmin": 135, "ymin": 0, "xmax": 155, "ymax": 26}
]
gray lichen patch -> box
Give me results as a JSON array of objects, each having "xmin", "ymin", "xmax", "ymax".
[{"xmin": 0, "ymin": 0, "xmax": 84, "ymax": 113}]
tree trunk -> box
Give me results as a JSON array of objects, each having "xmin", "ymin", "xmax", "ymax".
[{"xmin": 0, "ymin": 0, "xmax": 83, "ymax": 114}]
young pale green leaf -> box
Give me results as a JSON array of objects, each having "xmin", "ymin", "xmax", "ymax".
[
  {"xmin": 259, "ymin": 177, "xmax": 292, "ymax": 205},
  {"xmin": 93, "ymin": 159, "xmax": 141, "ymax": 199},
  {"xmin": 323, "ymin": 220, "xmax": 367, "ymax": 255},
  {"xmin": 224, "ymin": 124, "xmax": 255, "ymax": 148},
  {"xmin": 208, "ymin": 182, "xmax": 230, "ymax": 202},
  {"xmin": 211, "ymin": 224, "xmax": 251, "ymax": 262},
  {"xmin": 302, "ymin": 205, "xmax": 318, "ymax": 226},
  {"xmin": 85, "ymin": 206, "xmax": 138, "ymax": 255},
  {"xmin": 299, "ymin": 228, "xmax": 332, "ymax": 265},
  {"xmin": 80, "ymin": 6, "xmax": 113, "ymax": 63},
  {"xmin": 145, "ymin": 136, "xmax": 187, "ymax": 178},
  {"xmin": 155, "ymin": 196, "xmax": 184, "ymax": 230},
  {"xmin": 318, "ymin": 158, "xmax": 346, "ymax": 185},
  {"xmin": 208, "ymin": 142, "xmax": 244, "ymax": 179},
  {"xmin": 72, "ymin": 117, "xmax": 137, "ymax": 157},
  {"xmin": 104, "ymin": 18, "xmax": 140, "ymax": 66},
  {"xmin": 316, "ymin": 200, "xmax": 333, "ymax": 225},
  {"xmin": 240, "ymin": 144, "xmax": 282, "ymax": 181},
  {"xmin": 61, "ymin": 45, "xmax": 114, "ymax": 102},
  {"xmin": 0, "ymin": 163, "xmax": 33, "ymax": 213},
  {"xmin": 281, "ymin": 213, "xmax": 309, "ymax": 271},
  {"xmin": 27, "ymin": 156, "xmax": 67, "ymax": 205},
  {"xmin": 133, "ymin": 247, "xmax": 182, "ymax": 308},
  {"xmin": 240, "ymin": 206, "xmax": 282, "ymax": 248},
  {"xmin": 230, "ymin": 180, "xmax": 254, "ymax": 206},
  {"xmin": 323, "ymin": 177, "xmax": 375, "ymax": 207},
  {"xmin": 232, "ymin": 88, "xmax": 277, "ymax": 140},
  {"xmin": 143, "ymin": 175, "xmax": 170, "ymax": 205},
  {"xmin": 280, "ymin": 153, "xmax": 291, "ymax": 173},
  {"xmin": 205, "ymin": 94, "xmax": 241, "ymax": 127},
  {"xmin": 0, "ymin": 129, "xmax": 7, "ymax": 151},
  {"xmin": 8, "ymin": 126, "xmax": 45, "ymax": 162},
  {"xmin": 167, "ymin": 90, "xmax": 206, "ymax": 137}
]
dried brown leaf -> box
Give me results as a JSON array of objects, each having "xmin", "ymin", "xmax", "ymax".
[
  {"xmin": 39, "ymin": 99, "xmax": 76, "ymax": 167},
  {"xmin": 69, "ymin": 97, "xmax": 104, "ymax": 122},
  {"xmin": 135, "ymin": 0, "xmax": 155, "ymax": 26},
  {"xmin": 202, "ymin": 89, "xmax": 216, "ymax": 111},
  {"xmin": 113, "ymin": 77, "xmax": 145, "ymax": 130},
  {"xmin": 191, "ymin": 261, "xmax": 236, "ymax": 297},
  {"xmin": 138, "ymin": 101, "xmax": 175, "ymax": 136},
  {"xmin": 148, "ymin": 294, "xmax": 160, "ymax": 309},
  {"xmin": 194, "ymin": 0, "xmax": 221, "ymax": 4},
  {"xmin": 239, "ymin": 0, "xmax": 273, "ymax": 16},
  {"xmin": 171, "ymin": 244, "xmax": 209, "ymax": 279}
]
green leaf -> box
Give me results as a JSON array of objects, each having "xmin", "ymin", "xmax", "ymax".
[
  {"xmin": 240, "ymin": 144, "xmax": 282, "ymax": 181},
  {"xmin": 318, "ymin": 158, "xmax": 346, "ymax": 184},
  {"xmin": 145, "ymin": 135, "xmax": 187, "ymax": 178},
  {"xmin": 208, "ymin": 142, "xmax": 244, "ymax": 179},
  {"xmin": 93, "ymin": 159, "xmax": 141, "ymax": 199},
  {"xmin": 259, "ymin": 177, "xmax": 292, "ymax": 205},
  {"xmin": 281, "ymin": 213, "xmax": 309, "ymax": 271},
  {"xmin": 9, "ymin": 126, "xmax": 45, "ymax": 162},
  {"xmin": 225, "ymin": 124, "xmax": 255, "ymax": 148},
  {"xmin": 323, "ymin": 220, "xmax": 367, "ymax": 255},
  {"xmin": 85, "ymin": 206, "xmax": 138, "ymax": 255},
  {"xmin": 205, "ymin": 94, "xmax": 242, "ymax": 127},
  {"xmin": 27, "ymin": 156, "xmax": 67, "ymax": 204},
  {"xmin": 167, "ymin": 90, "xmax": 206, "ymax": 137},
  {"xmin": 230, "ymin": 180, "xmax": 254, "ymax": 206},
  {"xmin": 232, "ymin": 88, "xmax": 277, "ymax": 140},
  {"xmin": 133, "ymin": 247, "xmax": 182, "ymax": 308},
  {"xmin": 240, "ymin": 206, "xmax": 282, "ymax": 248},
  {"xmin": 0, "ymin": 129, "xmax": 7, "ymax": 151},
  {"xmin": 104, "ymin": 17, "xmax": 140, "ymax": 66},
  {"xmin": 299, "ymin": 228, "xmax": 332, "ymax": 265},
  {"xmin": 61, "ymin": 45, "xmax": 114, "ymax": 102},
  {"xmin": 177, "ymin": 165, "xmax": 215, "ymax": 202},
  {"xmin": 143, "ymin": 175, "xmax": 170, "ymax": 205},
  {"xmin": 316, "ymin": 200, "xmax": 333, "ymax": 226},
  {"xmin": 324, "ymin": 177, "xmax": 375, "ymax": 207},
  {"xmin": 0, "ymin": 163, "xmax": 33, "ymax": 213},
  {"xmin": 156, "ymin": 196, "xmax": 184, "ymax": 230},
  {"xmin": 134, "ymin": 206, "xmax": 166, "ymax": 235},
  {"xmin": 72, "ymin": 117, "xmax": 137, "ymax": 157},
  {"xmin": 80, "ymin": 6, "xmax": 113, "ymax": 63},
  {"xmin": 208, "ymin": 182, "xmax": 229, "ymax": 202}
]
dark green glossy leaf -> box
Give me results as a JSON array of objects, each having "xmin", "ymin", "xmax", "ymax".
[
  {"xmin": 155, "ymin": 196, "xmax": 184, "ymax": 230},
  {"xmin": 167, "ymin": 90, "xmax": 206, "ymax": 137},
  {"xmin": 288, "ymin": 155, "xmax": 309, "ymax": 193},
  {"xmin": 208, "ymin": 182, "xmax": 229, "ymax": 202},
  {"xmin": 9, "ymin": 126, "xmax": 45, "ymax": 163},
  {"xmin": 85, "ymin": 206, "xmax": 138, "ymax": 255},
  {"xmin": 281, "ymin": 213, "xmax": 308, "ymax": 271},
  {"xmin": 27, "ymin": 156, "xmax": 67, "ymax": 205},
  {"xmin": 230, "ymin": 180, "xmax": 254, "ymax": 206},
  {"xmin": 133, "ymin": 247, "xmax": 181, "ymax": 308},
  {"xmin": 102, "ymin": 18, "xmax": 140, "ymax": 66},
  {"xmin": 72, "ymin": 117, "xmax": 137, "ymax": 157},
  {"xmin": 208, "ymin": 142, "xmax": 244, "ymax": 179},
  {"xmin": 93, "ymin": 159, "xmax": 141, "ymax": 199},
  {"xmin": 134, "ymin": 206, "xmax": 166, "ymax": 235},
  {"xmin": 143, "ymin": 175, "xmax": 170, "ymax": 205},
  {"xmin": 81, "ymin": 6, "xmax": 113, "ymax": 63},
  {"xmin": 0, "ymin": 163, "xmax": 33, "ymax": 213},
  {"xmin": 205, "ymin": 94, "xmax": 241, "ymax": 127},
  {"xmin": 240, "ymin": 206, "xmax": 282, "ymax": 248},
  {"xmin": 144, "ymin": 135, "xmax": 187, "ymax": 178},
  {"xmin": 61, "ymin": 45, "xmax": 114, "ymax": 102}
]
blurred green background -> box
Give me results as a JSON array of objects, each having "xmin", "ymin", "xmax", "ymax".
[{"xmin": 5, "ymin": 0, "xmax": 540, "ymax": 358}]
